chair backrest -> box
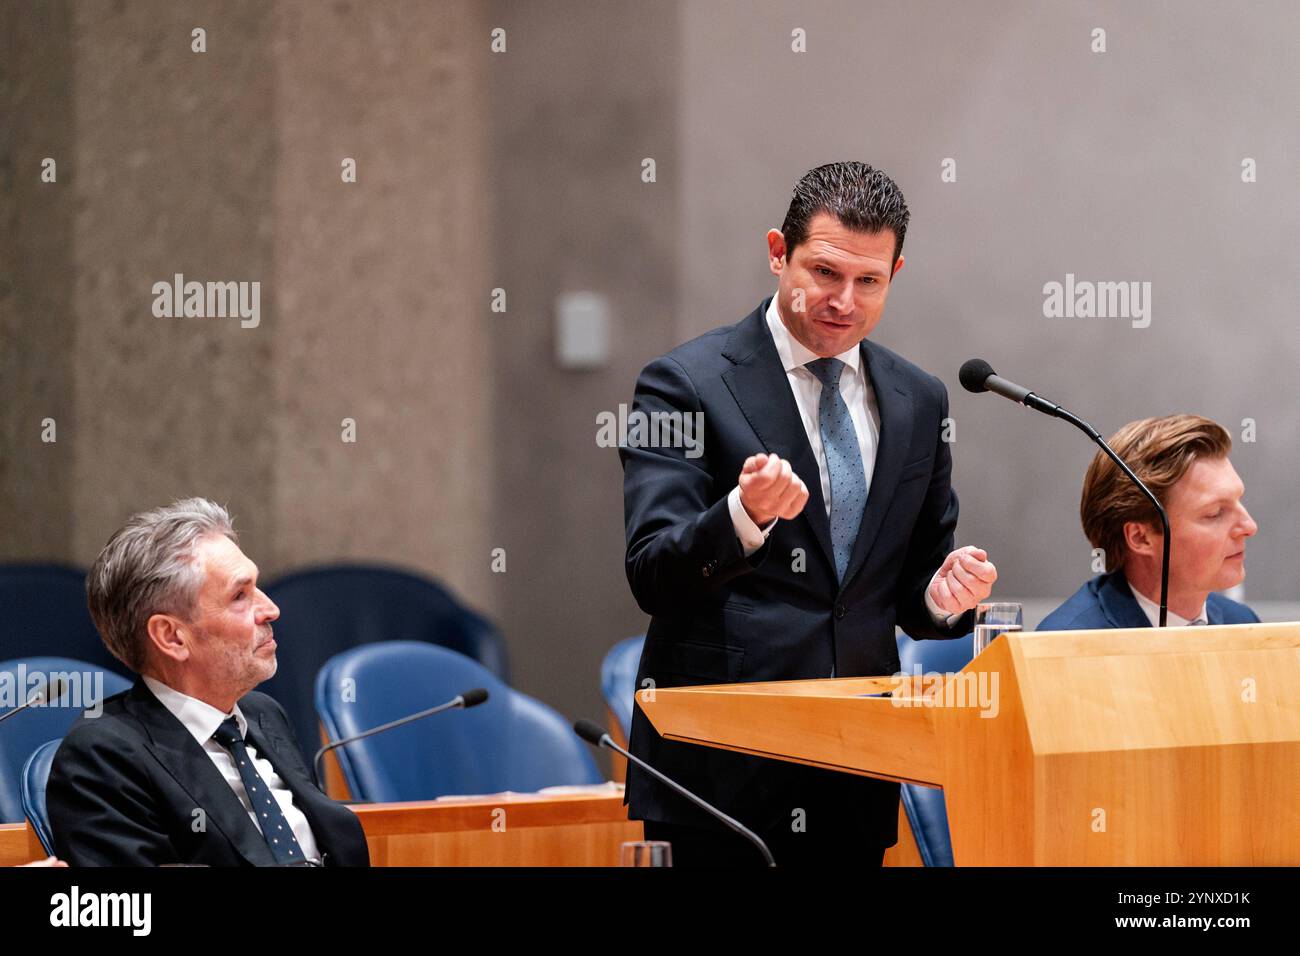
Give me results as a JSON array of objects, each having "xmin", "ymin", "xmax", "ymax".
[
  {"xmin": 894, "ymin": 632, "xmax": 973, "ymax": 866},
  {"xmin": 897, "ymin": 631, "xmax": 975, "ymax": 677},
  {"xmin": 600, "ymin": 635, "xmax": 645, "ymax": 740},
  {"xmin": 262, "ymin": 564, "xmax": 510, "ymax": 754},
  {"xmin": 0, "ymin": 657, "xmax": 132, "ymax": 823},
  {"xmin": 315, "ymin": 641, "xmax": 601, "ymax": 802},
  {"xmin": 21, "ymin": 739, "xmax": 61, "ymax": 855},
  {"xmin": 900, "ymin": 783, "xmax": 954, "ymax": 867},
  {"xmin": 0, "ymin": 564, "xmax": 117, "ymax": 669}
]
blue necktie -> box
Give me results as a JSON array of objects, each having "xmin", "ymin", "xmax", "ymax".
[
  {"xmin": 806, "ymin": 357, "xmax": 867, "ymax": 582},
  {"xmin": 211, "ymin": 717, "xmax": 306, "ymax": 865}
]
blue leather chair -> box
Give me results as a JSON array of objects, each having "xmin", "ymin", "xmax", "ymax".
[
  {"xmin": 895, "ymin": 632, "xmax": 974, "ymax": 866},
  {"xmin": 262, "ymin": 565, "xmax": 510, "ymax": 756},
  {"xmin": 21, "ymin": 740, "xmax": 61, "ymax": 855},
  {"xmin": 0, "ymin": 564, "xmax": 117, "ymax": 669},
  {"xmin": 0, "ymin": 657, "xmax": 132, "ymax": 823},
  {"xmin": 315, "ymin": 641, "xmax": 601, "ymax": 801},
  {"xmin": 600, "ymin": 635, "xmax": 644, "ymax": 742}
]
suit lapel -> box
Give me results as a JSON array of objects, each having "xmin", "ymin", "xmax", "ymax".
[
  {"xmin": 1206, "ymin": 598, "xmax": 1224, "ymax": 626},
  {"xmin": 842, "ymin": 340, "xmax": 911, "ymax": 587},
  {"xmin": 125, "ymin": 681, "xmax": 276, "ymax": 865},
  {"xmin": 721, "ymin": 300, "xmax": 835, "ymax": 574},
  {"xmin": 244, "ymin": 711, "xmax": 302, "ymax": 786},
  {"xmin": 1098, "ymin": 573, "xmax": 1151, "ymax": 628},
  {"xmin": 244, "ymin": 712, "xmax": 333, "ymax": 854},
  {"xmin": 251, "ymin": 704, "xmax": 371, "ymax": 866}
]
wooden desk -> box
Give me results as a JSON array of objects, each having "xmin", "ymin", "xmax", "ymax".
[
  {"xmin": 356, "ymin": 789, "xmax": 641, "ymax": 865},
  {"xmin": 0, "ymin": 822, "xmax": 46, "ymax": 867},
  {"xmin": 0, "ymin": 789, "xmax": 642, "ymax": 867}
]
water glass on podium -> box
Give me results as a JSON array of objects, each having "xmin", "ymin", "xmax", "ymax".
[
  {"xmin": 974, "ymin": 602, "xmax": 1023, "ymax": 656},
  {"xmin": 620, "ymin": 840, "xmax": 672, "ymax": 867}
]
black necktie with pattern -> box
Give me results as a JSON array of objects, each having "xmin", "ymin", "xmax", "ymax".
[{"xmin": 211, "ymin": 717, "xmax": 306, "ymax": 865}]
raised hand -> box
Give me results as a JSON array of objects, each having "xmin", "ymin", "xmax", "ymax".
[
  {"xmin": 738, "ymin": 453, "xmax": 810, "ymax": 527},
  {"xmin": 928, "ymin": 545, "xmax": 997, "ymax": 615}
]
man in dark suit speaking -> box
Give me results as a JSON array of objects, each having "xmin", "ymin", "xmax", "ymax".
[
  {"xmin": 621, "ymin": 162, "xmax": 997, "ymax": 866},
  {"xmin": 48, "ymin": 498, "xmax": 369, "ymax": 866}
]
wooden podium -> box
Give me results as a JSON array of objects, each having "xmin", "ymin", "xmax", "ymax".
[{"xmin": 636, "ymin": 623, "xmax": 1300, "ymax": 865}]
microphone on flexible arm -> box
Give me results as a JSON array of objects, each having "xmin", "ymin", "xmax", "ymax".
[
  {"xmin": 0, "ymin": 676, "xmax": 68, "ymax": 724},
  {"xmin": 959, "ymin": 358, "xmax": 1171, "ymax": 628},
  {"xmin": 572, "ymin": 718, "xmax": 776, "ymax": 866},
  {"xmin": 312, "ymin": 687, "xmax": 489, "ymax": 788}
]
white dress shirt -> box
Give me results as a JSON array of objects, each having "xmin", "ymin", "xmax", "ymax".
[
  {"xmin": 726, "ymin": 293, "xmax": 951, "ymax": 625},
  {"xmin": 1127, "ymin": 580, "xmax": 1208, "ymax": 626},
  {"xmin": 142, "ymin": 675, "xmax": 323, "ymax": 863}
]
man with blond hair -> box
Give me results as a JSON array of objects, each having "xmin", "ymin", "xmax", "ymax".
[
  {"xmin": 1039, "ymin": 415, "xmax": 1260, "ymax": 630},
  {"xmin": 47, "ymin": 498, "xmax": 369, "ymax": 866}
]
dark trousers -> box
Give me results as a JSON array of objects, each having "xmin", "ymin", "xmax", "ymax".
[{"xmin": 642, "ymin": 818, "xmax": 888, "ymax": 868}]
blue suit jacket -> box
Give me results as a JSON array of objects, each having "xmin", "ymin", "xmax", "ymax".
[
  {"xmin": 1038, "ymin": 571, "xmax": 1260, "ymax": 631},
  {"xmin": 620, "ymin": 297, "xmax": 973, "ymax": 844}
]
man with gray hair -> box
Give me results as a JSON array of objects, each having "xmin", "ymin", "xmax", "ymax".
[{"xmin": 47, "ymin": 498, "xmax": 369, "ymax": 866}]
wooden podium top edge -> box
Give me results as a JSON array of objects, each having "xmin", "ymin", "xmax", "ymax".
[
  {"xmin": 1010, "ymin": 621, "xmax": 1300, "ymax": 659},
  {"xmin": 645, "ymin": 676, "xmax": 898, "ymax": 697}
]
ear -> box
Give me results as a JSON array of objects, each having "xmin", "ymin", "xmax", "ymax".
[
  {"xmin": 891, "ymin": 254, "xmax": 905, "ymax": 279},
  {"xmin": 766, "ymin": 229, "xmax": 787, "ymax": 277},
  {"xmin": 1122, "ymin": 520, "xmax": 1161, "ymax": 560},
  {"xmin": 145, "ymin": 613, "xmax": 192, "ymax": 665}
]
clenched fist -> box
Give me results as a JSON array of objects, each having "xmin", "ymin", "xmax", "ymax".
[
  {"xmin": 927, "ymin": 545, "xmax": 998, "ymax": 616},
  {"xmin": 738, "ymin": 453, "xmax": 810, "ymax": 527}
]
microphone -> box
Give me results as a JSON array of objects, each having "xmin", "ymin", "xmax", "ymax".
[
  {"xmin": 573, "ymin": 718, "xmax": 776, "ymax": 867},
  {"xmin": 959, "ymin": 358, "xmax": 1171, "ymax": 627},
  {"xmin": 312, "ymin": 688, "xmax": 489, "ymax": 787},
  {"xmin": 0, "ymin": 676, "xmax": 68, "ymax": 724},
  {"xmin": 959, "ymin": 358, "xmax": 1064, "ymax": 416}
]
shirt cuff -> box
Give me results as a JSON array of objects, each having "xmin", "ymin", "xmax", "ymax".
[{"xmin": 728, "ymin": 486, "xmax": 777, "ymax": 556}]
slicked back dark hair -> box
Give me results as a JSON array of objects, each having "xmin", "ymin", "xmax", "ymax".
[{"xmin": 780, "ymin": 162, "xmax": 910, "ymax": 267}]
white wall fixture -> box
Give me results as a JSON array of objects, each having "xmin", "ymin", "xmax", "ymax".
[{"xmin": 555, "ymin": 291, "xmax": 611, "ymax": 370}]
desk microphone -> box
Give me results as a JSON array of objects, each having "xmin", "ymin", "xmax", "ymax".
[
  {"xmin": 312, "ymin": 688, "xmax": 489, "ymax": 787},
  {"xmin": 0, "ymin": 676, "xmax": 68, "ymax": 724},
  {"xmin": 573, "ymin": 718, "xmax": 775, "ymax": 866},
  {"xmin": 959, "ymin": 357, "xmax": 1171, "ymax": 626}
]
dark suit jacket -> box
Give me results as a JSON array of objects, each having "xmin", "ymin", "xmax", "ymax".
[
  {"xmin": 621, "ymin": 297, "xmax": 973, "ymax": 846},
  {"xmin": 1037, "ymin": 571, "xmax": 1260, "ymax": 631},
  {"xmin": 47, "ymin": 679, "xmax": 370, "ymax": 866}
]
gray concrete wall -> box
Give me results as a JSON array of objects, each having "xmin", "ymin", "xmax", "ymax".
[
  {"xmin": 487, "ymin": 0, "xmax": 680, "ymax": 727},
  {"xmin": 2, "ymin": 0, "xmax": 494, "ymax": 612},
  {"xmin": 675, "ymin": 0, "xmax": 1300, "ymax": 602},
  {"xmin": 268, "ymin": 0, "xmax": 493, "ymax": 608},
  {"xmin": 0, "ymin": 0, "xmax": 76, "ymax": 560},
  {"xmin": 65, "ymin": 0, "xmax": 280, "ymax": 570}
]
